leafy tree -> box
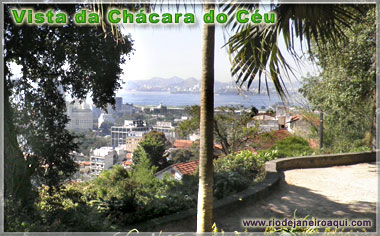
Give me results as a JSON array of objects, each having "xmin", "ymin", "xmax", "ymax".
[
  {"xmin": 299, "ymin": 7, "xmax": 376, "ymax": 152},
  {"xmin": 71, "ymin": 165, "xmax": 138, "ymax": 227},
  {"xmin": 214, "ymin": 106, "xmax": 259, "ymax": 155},
  {"xmin": 169, "ymin": 147, "xmax": 199, "ymax": 164},
  {"xmin": 4, "ymin": 3, "xmax": 134, "ymax": 231},
  {"xmin": 177, "ymin": 105, "xmax": 201, "ymax": 139},
  {"xmin": 130, "ymin": 155, "xmax": 158, "ymax": 187},
  {"xmin": 132, "ymin": 131, "xmax": 169, "ymax": 170},
  {"xmin": 177, "ymin": 105, "xmax": 260, "ymax": 155},
  {"xmin": 76, "ymin": 132, "xmax": 110, "ymax": 157}
]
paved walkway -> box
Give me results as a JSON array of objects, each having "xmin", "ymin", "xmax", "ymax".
[
  {"xmin": 214, "ymin": 162, "xmax": 377, "ymax": 232},
  {"xmin": 154, "ymin": 163, "xmax": 377, "ymax": 232}
]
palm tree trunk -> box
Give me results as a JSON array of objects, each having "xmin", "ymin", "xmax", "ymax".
[{"xmin": 197, "ymin": 3, "xmax": 215, "ymax": 233}]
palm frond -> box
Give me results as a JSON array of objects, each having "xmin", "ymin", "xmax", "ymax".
[{"xmin": 225, "ymin": 4, "xmax": 361, "ymax": 102}]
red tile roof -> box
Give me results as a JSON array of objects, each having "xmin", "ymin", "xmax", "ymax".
[
  {"xmin": 126, "ymin": 153, "xmax": 132, "ymax": 159},
  {"xmin": 173, "ymin": 140, "xmax": 195, "ymax": 149},
  {"xmin": 79, "ymin": 161, "xmax": 91, "ymax": 166},
  {"xmin": 173, "ymin": 160, "xmax": 199, "ymax": 175}
]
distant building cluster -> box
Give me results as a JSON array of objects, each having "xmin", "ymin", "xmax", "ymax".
[
  {"xmin": 247, "ymin": 105, "xmax": 295, "ymax": 132},
  {"xmin": 68, "ymin": 97, "xmax": 313, "ymax": 183}
]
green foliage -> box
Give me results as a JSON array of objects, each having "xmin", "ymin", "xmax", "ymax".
[
  {"xmin": 269, "ymin": 136, "xmax": 313, "ymax": 158},
  {"xmin": 92, "ymin": 166, "xmax": 132, "ymax": 200},
  {"xmin": 19, "ymin": 147, "xmax": 280, "ymax": 231},
  {"xmin": 132, "ymin": 131, "xmax": 169, "ymax": 170},
  {"xmin": 75, "ymin": 131, "xmax": 110, "ymax": 157},
  {"xmin": 130, "ymin": 155, "xmax": 158, "ymax": 187},
  {"xmin": 169, "ymin": 147, "xmax": 199, "ymax": 164},
  {"xmin": 213, "ymin": 150, "xmax": 277, "ymax": 199},
  {"xmin": 300, "ymin": 7, "xmax": 375, "ymax": 152},
  {"xmin": 176, "ymin": 105, "xmax": 201, "ymax": 139},
  {"xmin": 213, "ymin": 172, "xmax": 251, "ymax": 200},
  {"xmin": 177, "ymin": 105, "xmax": 260, "ymax": 155},
  {"xmin": 35, "ymin": 185, "xmax": 112, "ymax": 231},
  {"xmin": 4, "ymin": 4, "xmax": 135, "ymax": 231},
  {"xmin": 225, "ymin": 4, "xmax": 361, "ymax": 101}
]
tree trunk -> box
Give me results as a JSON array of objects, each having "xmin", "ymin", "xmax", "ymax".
[
  {"xmin": 197, "ymin": 3, "xmax": 215, "ymax": 233},
  {"xmin": 4, "ymin": 79, "xmax": 33, "ymax": 204},
  {"xmin": 369, "ymin": 89, "xmax": 376, "ymax": 150}
]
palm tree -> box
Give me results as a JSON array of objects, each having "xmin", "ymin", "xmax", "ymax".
[
  {"xmin": 197, "ymin": 3, "xmax": 215, "ymax": 232},
  {"xmin": 195, "ymin": 3, "xmax": 361, "ymax": 231},
  {"xmin": 92, "ymin": 3, "xmax": 362, "ymax": 233}
]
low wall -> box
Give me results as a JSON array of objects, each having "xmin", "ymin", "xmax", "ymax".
[
  {"xmin": 132, "ymin": 151, "xmax": 376, "ymax": 231},
  {"xmin": 265, "ymin": 151, "xmax": 376, "ymax": 172}
]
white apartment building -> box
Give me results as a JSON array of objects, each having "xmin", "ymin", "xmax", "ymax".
[
  {"xmin": 66, "ymin": 100, "xmax": 93, "ymax": 131},
  {"xmin": 111, "ymin": 120, "xmax": 150, "ymax": 147},
  {"xmin": 90, "ymin": 147, "xmax": 116, "ymax": 176}
]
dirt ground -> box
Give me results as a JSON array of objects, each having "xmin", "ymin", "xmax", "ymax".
[{"xmin": 151, "ymin": 163, "xmax": 377, "ymax": 232}]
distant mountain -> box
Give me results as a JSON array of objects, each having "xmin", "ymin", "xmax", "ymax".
[{"xmin": 122, "ymin": 76, "xmax": 299, "ymax": 93}]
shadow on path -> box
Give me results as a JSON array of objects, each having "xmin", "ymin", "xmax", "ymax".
[
  {"xmin": 213, "ymin": 178, "xmax": 376, "ymax": 232},
  {"xmin": 149, "ymin": 178, "xmax": 376, "ymax": 232},
  {"xmin": 143, "ymin": 164, "xmax": 376, "ymax": 232}
]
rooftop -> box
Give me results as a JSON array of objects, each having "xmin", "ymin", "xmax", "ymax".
[
  {"xmin": 92, "ymin": 146, "xmax": 114, "ymax": 157},
  {"xmin": 173, "ymin": 140, "xmax": 196, "ymax": 149},
  {"xmin": 173, "ymin": 160, "xmax": 199, "ymax": 175}
]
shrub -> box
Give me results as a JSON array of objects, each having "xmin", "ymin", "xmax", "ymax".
[
  {"xmin": 213, "ymin": 150, "xmax": 277, "ymax": 199},
  {"xmin": 269, "ymin": 136, "xmax": 313, "ymax": 158},
  {"xmin": 36, "ymin": 185, "xmax": 112, "ymax": 231}
]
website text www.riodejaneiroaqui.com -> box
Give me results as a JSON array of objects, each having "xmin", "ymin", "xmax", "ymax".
[{"xmin": 242, "ymin": 218, "xmax": 372, "ymax": 229}]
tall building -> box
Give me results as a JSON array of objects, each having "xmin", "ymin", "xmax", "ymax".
[
  {"xmin": 126, "ymin": 135, "xmax": 144, "ymax": 153},
  {"xmin": 111, "ymin": 120, "xmax": 150, "ymax": 147},
  {"xmin": 66, "ymin": 100, "xmax": 93, "ymax": 131}
]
